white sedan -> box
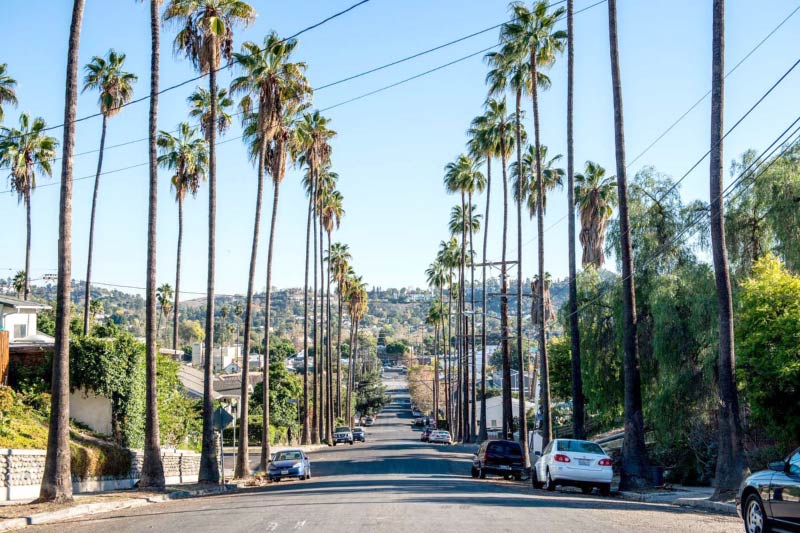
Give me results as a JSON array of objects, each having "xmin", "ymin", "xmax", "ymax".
[
  {"xmin": 532, "ymin": 439, "xmax": 613, "ymax": 495},
  {"xmin": 429, "ymin": 430, "xmax": 452, "ymax": 445}
]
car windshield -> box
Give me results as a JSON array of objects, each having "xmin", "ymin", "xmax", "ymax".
[
  {"xmin": 488, "ymin": 441, "xmax": 522, "ymax": 456},
  {"xmin": 273, "ymin": 451, "xmax": 302, "ymax": 462},
  {"xmin": 335, "ymin": 427, "xmax": 350, "ymax": 433},
  {"xmin": 353, "ymin": 428, "xmax": 364, "ymax": 433},
  {"xmin": 556, "ymin": 440, "xmax": 606, "ymax": 455}
]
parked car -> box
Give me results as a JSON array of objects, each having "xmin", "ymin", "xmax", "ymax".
[
  {"xmin": 532, "ymin": 439, "xmax": 612, "ymax": 495},
  {"xmin": 352, "ymin": 427, "xmax": 366, "ymax": 442},
  {"xmin": 412, "ymin": 409, "xmax": 423, "ymax": 418},
  {"xmin": 421, "ymin": 427, "xmax": 434, "ymax": 442},
  {"xmin": 413, "ymin": 417, "xmax": 425, "ymax": 427},
  {"xmin": 268, "ymin": 449, "xmax": 311, "ymax": 482},
  {"xmin": 364, "ymin": 416, "xmax": 374, "ymax": 427},
  {"xmin": 333, "ymin": 426, "xmax": 354, "ymax": 445},
  {"xmin": 472, "ymin": 439, "xmax": 525, "ymax": 480},
  {"xmin": 737, "ymin": 446, "xmax": 800, "ymax": 532},
  {"xmin": 429, "ymin": 430, "xmax": 452, "ymax": 445}
]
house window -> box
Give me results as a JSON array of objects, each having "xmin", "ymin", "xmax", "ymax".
[{"xmin": 14, "ymin": 324, "xmax": 27, "ymax": 339}]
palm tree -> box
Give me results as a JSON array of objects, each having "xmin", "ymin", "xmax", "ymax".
[
  {"xmin": 574, "ymin": 161, "xmax": 616, "ymax": 268},
  {"xmin": 329, "ymin": 242, "xmax": 352, "ymax": 418},
  {"xmin": 0, "ymin": 63, "xmax": 18, "ymax": 123},
  {"xmin": 0, "ymin": 114, "xmax": 57, "ymax": 302},
  {"xmin": 188, "ymin": 86, "xmax": 234, "ymax": 138},
  {"xmin": 607, "ymin": 0, "xmax": 649, "ymax": 490},
  {"xmin": 709, "ymin": 0, "xmax": 748, "ymax": 500},
  {"xmin": 158, "ymin": 122, "xmax": 208, "ymax": 353},
  {"xmin": 164, "ymin": 0, "xmax": 256, "ymax": 484},
  {"xmin": 81, "ymin": 50, "xmax": 138, "ymax": 335},
  {"xmin": 296, "ymin": 111, "xmax": 336, "ymax": 443},
  {"xmin": 12, "ymin": 271, "xmax": 26, "ymax": 299},
  {"xmin": 425, "ymin": 260, "xmax": 448, "ymax": 424},
  {"xmin": 40, "ymin": 0, "xmax": 85, "ymax": 503},
  {"xmin": 510, "ymin": 144, "xmax": 563, "ymax": 216},
  {"xmin": 436, "ymin": 238, "xmax": 460, "ymax": 433},
  {"xmin": 230, "ymin": 33, "xmax": 310, "ymax": 474},
  {"xmin": 321, "ymin": 186, "xmax": 344, "ymax": 441},
  {"xmin": 565, "ymin": 0, "xmax": 585, "ymax": 441},
  {"xmin": 139, "ymin": 0, "xmax": 166, "ymax": 492},
  {"xmin": 157, "ymin": 283, "xmax": 174, "ymax": 340},
  {"xmin": 502, "ymin": 0, "xmax": 566, "ymax": 454}
]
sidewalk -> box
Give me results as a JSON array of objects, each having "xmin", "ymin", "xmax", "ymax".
[
  {"xmin": 0, "ymin": 484, "xmax": 236, "ymax": 532},
  {"xmin": 616, "ymin": 485, "xmax": 737, "ymax": 516}
]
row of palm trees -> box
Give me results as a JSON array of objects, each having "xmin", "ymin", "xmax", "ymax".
[
  {"xmin": 424, "ymin": 0, "xmax": 747, "ymax": 498},
  {"xmin": 1, "ymin": 0, "xmax": 378, "ymax": 501}
]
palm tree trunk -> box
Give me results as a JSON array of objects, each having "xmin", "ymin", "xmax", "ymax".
[
  {"xmin": 83, "ymin": 114, "xmax": 107, "ymax": 333},
  {"xmin": 336, "ymin": 291, "xmax": 343, "ymax": 419},
  {"xmin": 138, "ymin": 0, "xmax": 165, "ymax": 490},
  {"xmin": 445, "ymin": 282, "xmax": 452, "ymax": 429},
  {"xmin": 326, "ymin": 232, "xmax": 334, "ymax": 437},
  {"xmin": 468, "ymin": 193, "xmax": 477, "ymax": 441},
  {"xmin": 260, "ymin": 177, "xmax": 280, "ymax": 469},
  {"xmin": 40, "ymin": 0, "xmax": 85, "ymax": 503},
  {"xmin": 566, "ymin": 0, "xmax": 586, "ymax": 441},
  {"xmin": 312, "ymin": 181, "xmax": 320, "ymax": 445},
  {"xmin": 530, "ymin": 55, "xmax": 548, "ymax": 454},
  {"xmin": 500, "ymin": 137, "xmax": 513, "ymax": 440},
  {"xmin": 302, "ymin": 187, "xmax": 312, "ymax": 445},
  {"xmin": 459, "ymin": 192, "xmax": 467, "ymax": 442},
  {"xmin": 608, "ymin": 0, "xmax": 649, "ymax": 490},
  {"xmin": 480, "ymin": 157, "xmax": 491, "ymax": 441},
  {"xmin": 198, "ymin": 61, "xmax": 220, "ymax": 484},
  {"xmin": 318, "ymin": 220, "xmax": 328, "ymax": 442},
  {"xmin": 173, "ymin": 198, "xmax": 183, "ymax": 353},
  {"xmin": 709, "ymin": 0, "xmax": 748, "ymax": 500},
  {"xmin": 346, "ymin": 319, "xmax": 354, "ymax": 425},
  {"xmin": 236, "ymin": 138, "xmax": 266, "ymax": 479},
  {"xmin": 515, "ymin": 86, "xmax": 528, "ymax": 459},
  {"xmin": 24, "ymin": 189, "xmax": 31, "ymax": 302}
]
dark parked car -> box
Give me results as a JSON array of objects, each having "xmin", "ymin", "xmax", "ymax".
[
  {"xmin": 472, "ymin": 439, "xmax": 526, "ymax": 481},
  {"xmin": 737, "ymin": 446, "xmax": 800, "ymax": 533},
  {"xmin": 352, "ymin": 427, "xmax": 366, "ymax": 442},
  {"xmin": 421, "ymin": 427, "xmax": 433, "ymax": 442}
]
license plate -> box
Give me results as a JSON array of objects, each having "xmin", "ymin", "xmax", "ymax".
[
  {"xmin": 499, "ymin": 465, "xmax": 510, "ymax": 470},
  {"xmin": 281, "ymin": 470, "xmax": 289, "ymax": 475},
  {"xmin": 578, "ymin": 459, "xmax": 590, "ymax": 466}
]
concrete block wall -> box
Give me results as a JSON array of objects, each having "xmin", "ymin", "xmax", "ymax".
[{"xmin": 0, "ymin": 448, "xmax": 203, "ymax": 501}]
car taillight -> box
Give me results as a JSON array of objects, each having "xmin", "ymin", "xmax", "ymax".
[
  {"xmin": 554, "ymin": 454, "xmax": 571, "ymax": 463},
  {"xmin": 483, "ymin": 452, "xmax": 489, "ymax": 462},
  {"xmin": 598, "ymin": 458, "xmax": 612, "ymax": 467}
]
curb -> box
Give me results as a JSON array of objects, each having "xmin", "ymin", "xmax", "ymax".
[
  {"xmin": 0, "ymin": 484, "xmax": 235, "ymax": 531},
  {"xmin": 673, "ymin": 497, "xmax": 737, "ymax": 516},
  {"xmin": 616, "ymin": 491, "xmax": 736, "ymax": 516}
]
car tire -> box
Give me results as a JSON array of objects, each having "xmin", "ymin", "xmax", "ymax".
[
  {"xmin": 581, "ymin": 486, "xmax": 593, "ymax": 495},
  {"xmin": 479, "ymin": 468, "xmax": 486, "ymax": 479},
  {"xmin": 599, "ymin": 483, "xmax": 611, "ymax": 497},
  {"xmin": 349, "ymin": 441, "xmax": 354, "ymax": 445},
  {"xmin": 471, "ymin": 466, "xmax": 479, "ymax": 479},
  {"xmin": 544, "ymin": 470, "xmax": 556, "ymax": 492},
  {"xmin": 743, "ymin": 493, "xmax": 772, "ymax": 533},
  {"xmin": 504, "ymin": 474, "xmax": 512, "ymax": 481},
  {"xmin": 333, "ymin": 442, "xmax": 337, "ymax": 446},
  {"xmin": 532, "ymin": 469, "xmax": 544, "ymax": 489},
  {"xmin": 514, "ymin": 473, "xmax": 522, "ymax": 481}
]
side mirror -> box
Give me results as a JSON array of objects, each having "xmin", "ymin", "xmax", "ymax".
[
  {"xmin": 768, "ymin": 460, "xmax": 786, "ymax": 472},
  {"xmin": 534, "ymin": 451, "xmax": 542, "ymax": 457}
]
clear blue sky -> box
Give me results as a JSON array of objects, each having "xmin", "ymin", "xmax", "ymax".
[{"xmin": 2, "ymin": 0, "xmax": 799, "ymax": 296}]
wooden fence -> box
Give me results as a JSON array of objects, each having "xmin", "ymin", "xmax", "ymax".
[{"xmin": 0, "ymin": 330, "xmax": 8, "ymax": 385}]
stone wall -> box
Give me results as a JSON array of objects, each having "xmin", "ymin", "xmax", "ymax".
[{"xmin": 0, "ymin": 448, "xmax": 203, "ymax": 501}]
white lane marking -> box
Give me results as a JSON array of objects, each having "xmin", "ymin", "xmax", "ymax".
[
  {"xmin": 265, "ymin": 522, "xmax": 278, "ymax": 531},
  {"xmin": 294, "ymin": 520, "xmax": 307, "ymax": 529}
]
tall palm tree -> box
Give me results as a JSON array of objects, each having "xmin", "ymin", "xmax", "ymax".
[
  {"xmin": 510, "ymin": 144, "xmax": 562, "ymax": 217},
  {"xmin": 564, "ymin": 0, "xmax": 585, "ymax": 441},
  {"xmin": 0, "ymin": 114, "xmax": 57, "ymax": 302},
  {"xmin": 425, "ymin": 260, "xmax": 447, "ymax": 424},
  {"xmin": 230, "ymin": 33, "xmax": 310, "ymax": 475},
  {"xmin": 158, "ymin": 122, "xmax": 207, "ymax": 352},
  {"xmin": 296, "ymin": 111, "xmax": 336, "ymax": 443},
  {"xmin": 157, "ymin": 283, "xmax": 174, "ymax": 340},
  {"xmin": 40, "ymin": 0, "xmax": 85, "ymax": 503},
  {"xmin": 187, "ymin": 86, "xmax": 234, "ymax": 137},
  {"xmin": 321, "ymin": 186, "xmax": 344, "ymax": 440},
  {"xmin": 12, "ymin": 270, "xmax": 26, "ymax": 299},
  {"xmin": 607, "ymin": 0, "xmax": 649, "ymax": 490},
  {"xmin": 164, "ymin": 0, "xmax": 256, "ymax": 484},
  {"xmin": 574, "ymin": 161, "xmax": 616, "ymax": 268},
  {"xmin": 138, "ymin": 0, "xmax": 166, "ymax": 492},
  {"xmin": 329, "ymin": 242, "xmax": 352, "ymax": 418},
  {"xmin": 436, "ymin": 238, "xmax": 460, "ymax": 432},
  {"xmin": 709, "ymin": 0, "xmax": 748, "ymax": 499},
  {"xmin": 81, "ymin": 50, "xmax": 138, "ymax": 335},
  {"xmin": 502, "ymin": 0, "xmax": 566, "ymax": 453},
  {"xmin": 0, "ymin": 63, "xmax": 18, "ymax": 123}
]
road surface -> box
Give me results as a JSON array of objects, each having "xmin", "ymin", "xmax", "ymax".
[{"xmin": 33, "ymin": 369, "xmax": 741, "ymax": 532}]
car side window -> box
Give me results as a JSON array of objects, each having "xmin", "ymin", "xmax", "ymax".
[
  {"xmin": 789, "ymin": 450, "xmax": 800, "ymax": 476},
  {"xmin": 543, "ymin": 442, "xmax": 553, "ymax": 456}
]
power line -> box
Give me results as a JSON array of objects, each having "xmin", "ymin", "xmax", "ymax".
[{"xmin": 0, "ymin": 0, "xmax": 373, "ymax": 143}]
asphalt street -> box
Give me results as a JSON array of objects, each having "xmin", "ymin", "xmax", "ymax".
[{"xmin": 32, "ymin": 369, "xmax": 741, "ymax": 532}]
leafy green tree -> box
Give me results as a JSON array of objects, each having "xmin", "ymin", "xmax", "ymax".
[
  {"xmin": 738, "ymin": 255, "xmax": 800, "ymax": 451},
  {"xmin": 179, "ymin": 319, "xmax": 205, "ymax": 345}
]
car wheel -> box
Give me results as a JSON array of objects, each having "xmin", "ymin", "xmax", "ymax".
[
  {"xmin": 504, "ymin": 474, "xmax": 512, "ymax": 481},
  {"xmin": 544, "ymin": 470, "xmax": 556, "ymax": 492},
  {"xmin": 744, "ymin": 493, "xmax": 772, "ymax": 533},
  {"xmin": 532, "ymin": 469, "xmax": 543, "ymax": 489},
  {"xmin": 599, "ymin": 483, "xmax": 611, "ymax": 497},
  {"xmin": 333, "ymin": 442, "xmax": 337, "ymax": 446},
  {"xmin": 471, "ymin": 466, "xmax": 479, "ymax": 479},
  {"xmin": 581, "ymin": 486, "xmax": 593, "ymax": 495},
  {"xmin": 478, "ymin": 468, "xmax": 486, "ymax": 479},
  {"xmin": 514, "ymin": 473, "xmax": 522, "ymax": 481},
  {"xmin": 350, "ymin": 441, "xmax": 354, "ymax": 445}
]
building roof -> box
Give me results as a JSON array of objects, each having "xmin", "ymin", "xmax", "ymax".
[
  {"xmin": 0, "ymin": 296, "xmax": 51, "ymax": 311},
  {"xmin": 177, "ymin": 364, "xmax": 222, "ymax": 400}
]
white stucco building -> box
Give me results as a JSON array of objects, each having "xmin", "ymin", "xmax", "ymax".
[{"xmin": 0, "ymin": 295, "xmax": 53, "ymax": 347}]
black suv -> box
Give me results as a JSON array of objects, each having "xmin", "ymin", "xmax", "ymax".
[{"xmin": 472, "ymin": 440, "xmax": 526, "ymax": 480}]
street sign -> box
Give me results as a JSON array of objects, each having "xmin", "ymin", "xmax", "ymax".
[{"xmin": 213, "ymin": 406, "xmax": 234, "ymax": 430}]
